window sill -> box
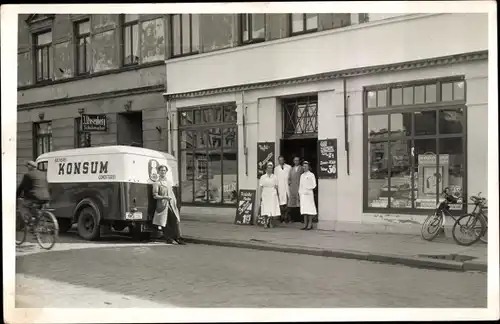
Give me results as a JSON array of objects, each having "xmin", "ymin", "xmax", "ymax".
[
  {"xmin": 170, "ymin": 52, "xmax": 200, "ymax": 59},
  {"xmin": 240, "ymin": 39, "xmax": 266, "ymax": 46},
  {"xmin": 363, "ymin": 206, "xmax": 466, "ymax": 215},
  {"xmin": 18, "ymin": 60, "xmax": 165, "ymax": 91},
  {"xmin": 290, "ymin": 29, "xmax": 318, "ymax": 37}
]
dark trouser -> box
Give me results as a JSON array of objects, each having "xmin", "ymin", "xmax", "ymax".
[
  {"xmin": 288, "ymin": 207, "xmax": 301, "ymax": 222},
  {"xmin": 279, "ymin": 205, "xmax": 288, "ymax": 222},
  {"xmin": 162, "ymin": 209, "xmax": 181, "ymax": 241}
]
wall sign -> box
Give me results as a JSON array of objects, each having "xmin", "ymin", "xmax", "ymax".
[
  {"xmin": 318, "ymin": 138, "xmax": 338, "ymax": 179},
  {"xmin": 81, "ymin": 114, "xmax": 108, "ymax": 132},
  {"xmin": 257, "ymin": 142, "xmax": 275, "ymax": 179},
  {"xmin": 234, "ymin": 189, "xmax": 256, "ymax": 225}
]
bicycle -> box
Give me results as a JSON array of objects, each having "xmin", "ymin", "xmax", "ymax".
[
  {"xmin": 421, "ymin": 188, "xmax": 487, "ymax": 246},
  {"xmin": 477, "ymin": 204, "xmax": 488, "ymax": 244},
  {"xmin": 16, "ymin": 198, "xmax": 59, "ymax": 250}
]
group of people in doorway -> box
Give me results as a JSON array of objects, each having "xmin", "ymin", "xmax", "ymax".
[{"xmin": 259, "ymin": 156, "xmax": 317, "ymax": 230}]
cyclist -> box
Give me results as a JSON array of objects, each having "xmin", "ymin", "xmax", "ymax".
[{"xmin": 16, "ymin": 161, "xmax": 51, "ymax": 225}]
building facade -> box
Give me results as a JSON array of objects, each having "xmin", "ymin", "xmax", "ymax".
[{"xmin": 18, "ymin": 13, "xmax": 489, "ymax": 233}]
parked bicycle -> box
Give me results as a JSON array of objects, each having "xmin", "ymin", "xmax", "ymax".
[
  {"xmin": 478, "ymin": 205, "xmax": 488, "ymax": 244},
  {"xmin": 16, "ymin": 198, "xmax": 59, "ymax": 250},
  {"xmin": 421, "ymin": 188, "xmax": 487, "ymax": 246}
]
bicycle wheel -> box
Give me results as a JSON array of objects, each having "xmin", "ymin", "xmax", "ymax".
[
  {"xmin": 35, "ymin": 210, "xmax": 59, "ymax": 250},
  {"xmin": 16, "ymin": 210, "xmax": 28, "ymax": 246},
  {"xmin": 452, "ymin": 214, "xmax": 486, "ymax": 246},
  {"xmin": 421, "ymin": 211, "xmax": 443, "ymax": 241}
]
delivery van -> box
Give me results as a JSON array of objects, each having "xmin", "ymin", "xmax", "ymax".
[{"xmin": 35, "ymin": 145, "xmax": 179, "ymax": 241}]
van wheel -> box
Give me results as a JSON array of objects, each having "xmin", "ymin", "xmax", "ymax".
[
  {"xmin": 58, "ymin": 218, "xmax": 72, "ymax": 233},
  {"xmin": 77, "ymin": 207, "xmax": 100, "ymax": 241}
]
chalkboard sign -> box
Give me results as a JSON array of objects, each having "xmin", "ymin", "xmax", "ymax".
[
  {"xmin": 257, "ymin": 142, "xmax": 275, "ymax": 179},
  {"xmin": 255, "ymin": 205, "xmax": 267, "ymax": 227},
  {"xmin": 318, "ymin": 139, "xmax": 338, "ymax": 179},
  {"xmin": 234, "ymin": 189, "xmax": 256, "ymax": 225}
]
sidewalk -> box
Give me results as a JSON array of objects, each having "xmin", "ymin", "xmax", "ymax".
[{"xmin": 180, "ymin": 220, "xmax": 487, "ymax": 272}]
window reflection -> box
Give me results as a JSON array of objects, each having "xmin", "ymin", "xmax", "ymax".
[
  {"xmin": 368, "ymin": 141, "xmax": 389, "ymax": 208},
  {"xmin": 368, "ymin": 115, "xmax": 388, "ymax": 139},
  {"xmin": 425, "ymin": 84, "xmax": 437, "ymax": 103},
  {"xmin": 222, "ymin": 151, "xmax": 238, "ymax": 204},
  {"xmin": 207, "ymin": 151, "xmax": 222, "ymax": 203},
  {"xmin": 439, "ymin": 108, "xmax": 463, "ymax": 134},
  {"xmin": 388, "ymin": 141, "xmax": 413, "ymax": 208},
  {"xmin": 391, "ymin": 88, "xmax": 402, "ymax": 106},
  {"xmin": 179, "ymin": 110, "xmax": 193, "ymax": 126},
  {"xmin": 439, "ymin": 138, "xmax": 464, "ymax": 210},
  {"xmin": 207, "ymin": 128, "xmax": 221, "ymax": 149},
  {"xmin": 390, "ymin": 113, "xmax": 411, "ymax": 136},
  {"xmin": 414, "ymin": 111, "xmax": 436, "ymax": 136},
  {"xmin": 414, "ymin": 85, "xmax": 425, "ymax": 104},
  {"xmin": 441, "ymin": 82, "xmax": 453, "ymax": 101},
  {"xmin": 453, "ymin": 81, "xmax": 465, "ymax": 100},
  {"xmin": 194, "ymin": 152, "xmax": 208, "ymax": 202},
  {"xmin": 180, "ymin": 151, "xmax": 194, "ymax": 203}
]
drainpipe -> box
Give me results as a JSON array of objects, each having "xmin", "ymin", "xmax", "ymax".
[
  {"xmin": 242, "ymin": 91, "xmax": 248, "ymax": 176},
  {"xmin": 343, "ymin": 78, "xmax": 350, "ymax": 176}
]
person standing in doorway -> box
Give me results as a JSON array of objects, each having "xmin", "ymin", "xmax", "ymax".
[
  {"xmin": 274, "ymin": 156, "xmax": 291, "ymax": 224},
  {"xmin": 299, "ymin": 161, "xmax": 317, "ymax": 230},
  {"xmin": 287, "ymin": 156, "xmax": 303, "ymax": 223},
  {"xmin": 259, "ymin": 162, "xmax": 281, "ymax": 228},
  {"xmin": 152, "ymin": 165, "xmax": 186, "ymax": 245}
]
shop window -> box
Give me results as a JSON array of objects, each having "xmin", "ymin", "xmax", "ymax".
[
  {"xmin": 178, "ymin": 103, "xmax": 238, "ymax": 205},
  {"xmin": 122, "ymin": 14, "xmax": 139, "ymax": 66},
  {"xmin": 171, "ymin": 14, "xmax": 199, "ymax": 57},
  {"xmin": 75, "ymin": 117, "xmax": 91, "ymax": 148},
  {"xmin": 240, "ymin": 14, "xmax": 266, "ymax": 44},
  {"xmin": 364, "ymin": 77, "xmax": 466, "ymax": 213},
  {"xmin": 34, "ymin": 31, "xmax": 53, "ymax": 82},
  {"xmin": 290, "ymin": 13, "xmax": 318, "ymax": 35},
  {"xmin": 33, "ymin": 122, "xmax": 53, "ymax": 158},
  {"xmin": 75, "ymin": 20, "xmax": 91, "ymax": 75},
  {"xmin": 283, "ymin": 96, "xmax": 318, "ymax": 137}
]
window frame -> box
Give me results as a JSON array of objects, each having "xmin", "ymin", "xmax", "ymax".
[
  {"xmin": 121, "ymin": 14, "xmax": 140, "ymax": 67},
  {"xmin": 282, "ymin": 96, "xmax": 319, "ymax": 139},
  {"xmin": 33, "ymin": 121, "xmax": 53, "ymax": 159},
  {"xmin": 177, "ymin": 102, "xmax": 238, "ymax": 206},
  {"xmin": 74, "ymin": 19, "xmax": 91, "ymax": 75},
  {"xmin": 239, "ymin": 13, "xmax": 266, "ymax": 45},
  {"xmin": 289, "ymin": 13, "xmax": 318, "ymax": 36},
  {"xmin": 363, "ymin": 76, "xmax": 468, "ymax": 215},
  {"xmin": 170, "ymin": 14, "xmax": 199, "ymax": 58},
  {"xmin": 33, "ymin": 30, "xmax": 53, "ymax": 83}
]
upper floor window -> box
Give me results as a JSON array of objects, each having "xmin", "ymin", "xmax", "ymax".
[
  {"xmin": 290, "ymin": 13, "xmax": 318, "ymax": 35},
  {"xmin": 240, "ymin": 14, "xmax": 265, "ymax": 44},
  {"xmin": 122, "ymin": 14, "xmax": 139, "ymax": 66},
  {"xmin": 75, "ymin": 20, "xmax": 91, "ymax": 75},
  {"xmin": 33, "ymin": 121, "xmax": 53, "ymax": 158},
  {"xmin": 34, "ymin": 31, "xmax": 53, "ymax": 82},
  {"xmin": 171, "ymin": 14, "xmax": 199, "ymax": 57}
]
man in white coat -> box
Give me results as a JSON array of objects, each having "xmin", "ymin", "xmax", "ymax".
[
  {"xmin": 274, "ymin": 156, "xmax": 291, "ymax": 223},
  {"xmin": 299, "ymin": 161, "xmax": 317, "ymax": 230}
]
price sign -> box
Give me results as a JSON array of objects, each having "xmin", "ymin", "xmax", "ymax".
[
  {"xmin": 234, "ymin": 189, "xmax": 256, "ymax": 225},
  {"xmin": 256, "ymin": 142, "xmax": 275, "ymax": 179},
  {"xmin": 318, "ymin": 139, "xmax": 338, "ymax": 179}
]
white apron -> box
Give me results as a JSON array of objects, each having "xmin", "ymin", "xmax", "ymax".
[
  {"xmin": 259, "ymin": 173, "xmax": 281, "ymax": 217},
  {"xmin": 299, "ymin": 171, "xmax": 317, "ymax": 215},
  {"xmin": 152, "ymin": 180, "xmax": 180, "ymax": 227},
  {"xmin": 274, "ymin": 164, "xmax": 291, "ymax": 206}
]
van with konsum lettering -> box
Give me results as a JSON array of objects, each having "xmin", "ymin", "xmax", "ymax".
[{"xmin": 35, "ymin": 146, "xmax": 179, "ymax": 241}]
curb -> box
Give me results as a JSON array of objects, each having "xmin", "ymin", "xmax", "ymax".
[{"xmin": 183, "ymin": 236, "xmax": 486, "ymax": 273}]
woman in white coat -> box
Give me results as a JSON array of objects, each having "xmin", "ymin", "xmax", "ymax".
[
  {"xmin": 299, "ymin": 161, "xmax": 317, "ymax": 230},
  {"xmin": 259, "ymin": 161, "xmax": 281, "ymax": 228}
]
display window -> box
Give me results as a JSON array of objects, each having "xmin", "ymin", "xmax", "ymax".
[
  {"xmin": 179, "ymin": 103, "xmax": 238, "ymax": 205},
  {"xmin": 364, "ymin": 77, "xmax": 466, "ymax": 213}
]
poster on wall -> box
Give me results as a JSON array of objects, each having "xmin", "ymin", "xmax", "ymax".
[
  {"xmin": 416, "ymin": 153, "xmax": 449, "ymax": 209},
  {"xmin": 318, "ymin": 139, "xmax": 338, "ymax": 179},
  {"xmin": 234, "ymin": 189, "xmax": 256, "ymax": 225},
  {"xmin": 257, "ymin": 142, "xmax": 275, "ymax": 179}
]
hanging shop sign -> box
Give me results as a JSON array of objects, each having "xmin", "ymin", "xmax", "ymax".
[
  {"xmin": 256, "ymin": 142, "xmax": 275, "ymax": 179},
  {"xmin": 234, "ymin": 189, "xmax": 256, "ymax": 225},
  {"xmin": 81, "ymin": 114, "xmax": 108, "ymax": 132},
  {"xmin": 318, "ymin": 138, "xmax": 338, "ymax": 179}
]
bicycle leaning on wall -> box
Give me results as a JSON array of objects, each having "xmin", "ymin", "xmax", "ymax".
[{"xmin": 421, "ymin": 187, "xmax": 487, "ymax": 246}]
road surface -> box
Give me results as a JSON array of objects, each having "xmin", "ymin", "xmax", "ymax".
[{"xmin": 16, "ymin": 242, "xmax": 486, "ymax": 308}]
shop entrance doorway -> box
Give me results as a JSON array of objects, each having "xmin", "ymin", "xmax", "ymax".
[
  {"xmin": 280, "ymin": 137, "xmax": 318, "ymax": 222},
  {"xmin": 117, "ymin": 111, "xmax": 143, "ymax": 147}
]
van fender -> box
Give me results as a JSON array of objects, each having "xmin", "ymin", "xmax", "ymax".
[{"xmin": 72, "ymin": 198, "xmax": 102, "ymax": 225}]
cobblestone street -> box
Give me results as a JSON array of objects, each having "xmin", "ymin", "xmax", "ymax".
[{"xmin": 16, "ymin": 243, "xmax": 487, "ymax": 308}]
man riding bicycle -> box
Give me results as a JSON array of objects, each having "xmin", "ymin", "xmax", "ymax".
[{"xmin": 16, "ymin": 161, "xmax": 51, "ymax": 224}]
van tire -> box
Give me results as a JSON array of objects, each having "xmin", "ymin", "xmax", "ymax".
[
  {"xmin": 77, "ymin": 207, "xmax": 101, "ymax": 241},
  {"xmin": 58, "ymin": 218, "xmax": 72, "ymax": 233}
]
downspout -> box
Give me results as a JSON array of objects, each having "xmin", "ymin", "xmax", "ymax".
[
  {"xmin": 343, "ymin": 78, "xmax": 350, "ymax": 176},
  {"xmin": 242, "ymin": 91, "xmax": 248, "ymax": 176}
]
